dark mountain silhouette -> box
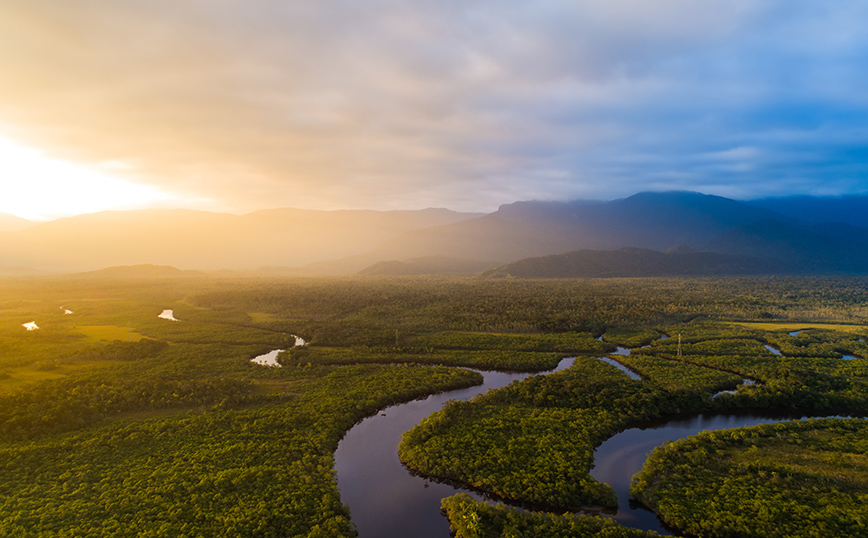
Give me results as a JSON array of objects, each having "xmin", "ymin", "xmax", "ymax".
[
  {"xmin": 750, "ymin": 195, "xmax": 868, "ymax": 229},
  {"xmin": 354, "ymin": 191, "xmax": 785, "ymax": 266},
  {"xmin": 482, "ymin": 247, "xmax": 781, "ymax": 278},
  {"xmin": 704, "ymin": 219, "xmax": 868, "ymax": 273},
  {"xmin": 357, "ymin": 256, "xmax": 497, "ymax": 276}
]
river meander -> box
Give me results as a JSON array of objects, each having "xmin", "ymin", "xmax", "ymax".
[
  {"xmin": 334, "ymin": 349, "xmax": 834, "ymax": 537},
  {"xmin": 334, "ymin": 359, "xmax": 576, "ymax": 538}
]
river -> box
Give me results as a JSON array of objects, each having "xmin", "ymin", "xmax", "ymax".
[
  {"xmin": 333, "ymin": 344, "xmax": 829, "ymax": 537},
  {"xmin": 334, "ymin": 359, "xmax": 575, "ymax": 538}
]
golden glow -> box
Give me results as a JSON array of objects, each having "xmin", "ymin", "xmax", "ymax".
[{"xmin": 0, "ymin": 137, "xmax": 178, "ymax": 221}]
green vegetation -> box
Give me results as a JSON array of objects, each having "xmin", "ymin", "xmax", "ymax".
[
  {"xmin": 729, "ymin": 321, "xmax": 868, "ymax": 334},
  {"xmin": 441, "ymin": 493, "xmax": 657, "ymax": 538},
  {"xmin": 1, "ymin": 274, "xmax": 868, "ymax": 536},
  {"xmin": 77, "ymin": 324, "xmax": 146, "ymax": 342},
  {"xmin": 631, "ymin": 419, "xmax": 868, "ymax": 538},
  {"xmin": 400, "ymin": 357, "xmax": 655, "ymax": 509}
]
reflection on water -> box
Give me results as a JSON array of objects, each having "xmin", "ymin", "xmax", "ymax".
[
  {"xmin": 158, "ymin": 309, "xmax": 180, "ymax": 321},
  {"xmin": 711, "ymin": 378, "xmax": 757, "ymax": 399},
  {"xmin": 251, "ymin": 337, "xmax": 307, "ymax": 368},
  {"xmin": 597, "ymin": 357, "xmax": 642, "ymax": 380},
  {"xmin": 251, "ymin": 349, "xmax": 284, "ymax": 367},
  {"xmin": 335, "ymin": 358, "xmax": 575, "ymax": 538},
  {"xmin": 764, "ymin": 344, "xmax": 782, "ymax": 355},
  {"xmin": 590, "ymin": 413, "xmax": 820, "ymax": 535}
]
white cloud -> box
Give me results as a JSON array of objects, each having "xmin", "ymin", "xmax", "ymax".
[{"xmin": 0, "ymin": 0, "xmax": 867, "ymax": 216}]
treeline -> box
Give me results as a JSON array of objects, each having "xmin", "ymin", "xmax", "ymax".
[{"xmin": 193, "ymin": 276, "xmax": 868, "ymax": 341}]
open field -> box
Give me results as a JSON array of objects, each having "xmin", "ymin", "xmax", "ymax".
[{"xmin": 729, "ymin": 321, "xmax": 868, "ymax": 335}]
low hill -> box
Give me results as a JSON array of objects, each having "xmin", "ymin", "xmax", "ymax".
[
  {"xmin": 482, "ymin": 247, "xmax": 782, "ymax": 278},
  {"xmin": 0, "ymin": 213, "xmax": 33, "ymax": 232},
  {"xmin": 74, "ymin": 264, "xmax": 205, "ymax": 278},
  {"xmin": 358, "ymin": 256, "xmax": 496, "ymax": 276}
]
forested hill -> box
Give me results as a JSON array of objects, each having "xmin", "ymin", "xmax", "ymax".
[
  {"xmin": 349, "ymin": 191, "xmax": 868, "ymax": 276},
  {"xmin": 482, "ymin": 247, "xmax": 782, "ymax": 278}
]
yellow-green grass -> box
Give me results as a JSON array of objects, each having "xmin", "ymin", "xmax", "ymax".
[
  {"xmin": 248, "ymin": 311, "xmax": 277, "ymax": 323},
  {"xmin": 0, "ymin": 360, "xmax": 126, "ymax": 394},
  {"xmin": 77, "ymin": 325, "xmax": 145, "ymax": 342},
  {"xmin": 729, "ymin": 321, "xmax": 867, "ymax": 335}
]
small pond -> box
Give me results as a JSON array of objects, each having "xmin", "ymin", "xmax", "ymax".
[{"xmin": 158, "ymin": 309, "xmax": 180, "ymax": 321}]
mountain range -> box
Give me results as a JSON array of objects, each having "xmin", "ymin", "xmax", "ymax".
[{"xmin": 2, "ymin": 191, "xmax": 867, "ymax": 276}]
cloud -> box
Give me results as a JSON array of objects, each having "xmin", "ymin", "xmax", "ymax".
[{"xmin": 1, "ymin": 0, "xmax": 867, "ymax": 215}]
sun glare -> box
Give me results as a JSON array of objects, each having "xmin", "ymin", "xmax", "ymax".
[{"xmin": 0, "ymin": 137, "xmax": 178, "ymax": 221}]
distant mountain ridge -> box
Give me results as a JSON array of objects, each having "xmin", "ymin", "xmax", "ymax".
[
  {"xmin": 3, "ymin": 191, "xmax": 868, "ymax": 275},
  {"xmin": 0, "ymin": 212, "xmax": 33, "ymax": 232},
  {"xmin": 352, "ymin": 191, "xmax": 787, "ymax": 266},
  {"xmin": 0, "ymin": 207, "xmax": 480, "ymax": 272},
  {"xmin": 750, "ymin": 195, "xmax": 868, "ymax": 229}
]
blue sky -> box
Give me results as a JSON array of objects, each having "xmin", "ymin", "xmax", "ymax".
[{"xmin": 1, "ymin": 1, "xmax": 867, "ymax": 217}]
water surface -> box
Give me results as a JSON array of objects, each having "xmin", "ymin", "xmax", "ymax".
[
  {"xmin": 597, "ymin": 357, "xmax": 642, "ymax": 380},
  {"xmin": 335, "ymin": 359, "xmax": 575, "ymax": 538},
  {"xmin": 251, "ymin": 349, "xmax": 284, "ymax": 367},
  {"xmin": 764, "ymin": 344, "xmax": 782, "ymax": 355},
  {"xmin": 158, "ymin": 309, "xmax": 180, "ymax": 321},
  {"xmin": 589, "ymin": 413, "xmax": 816, "ymax": 534}
]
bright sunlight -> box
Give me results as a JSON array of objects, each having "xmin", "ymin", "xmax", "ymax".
[{"xmin": 0, "ymin": 137, "xmax": 177, "ymax": 221}]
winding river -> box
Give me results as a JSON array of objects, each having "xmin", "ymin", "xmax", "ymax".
[
  {"xmin": 334, "ymin": 359, "xmax": 576, "ymax": 538},
  {"xmin": 333, "ymin": 342, "xmax": 831, "ymax": 537}
]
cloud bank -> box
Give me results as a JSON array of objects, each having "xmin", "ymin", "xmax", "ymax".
[{"xmin": 2, "ymin": 1, "xmax": 867, "ymax": 213}]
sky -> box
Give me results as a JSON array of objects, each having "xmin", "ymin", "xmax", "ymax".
[{"xmin": 2, "ymin": 1, "xmax": 868, "ymax": 220}]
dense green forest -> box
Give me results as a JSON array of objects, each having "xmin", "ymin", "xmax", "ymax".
[
  {"xmin": 1, "ymin": 274, "xmax": 867, "ymax": 536},
  {"xmin": 632, "ymin": 419, "xmax": 868, "ymax": 537}
]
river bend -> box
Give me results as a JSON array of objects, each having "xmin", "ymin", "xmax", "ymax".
[{"xmin": 333, "ymin": 347, "xmax": 835, "ymax": 537}]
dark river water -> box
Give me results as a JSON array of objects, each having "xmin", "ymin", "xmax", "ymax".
[
  {"xmin": 334, "ymin": 353, "xmax": 830, "ymax": 537},
  {"xmin": 589, "ymin": 412, "xmax": 813, "ymax": 535},
  {"xmin": 334, "ymin": 359, "xmax": 575, "ymax": 538}
]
